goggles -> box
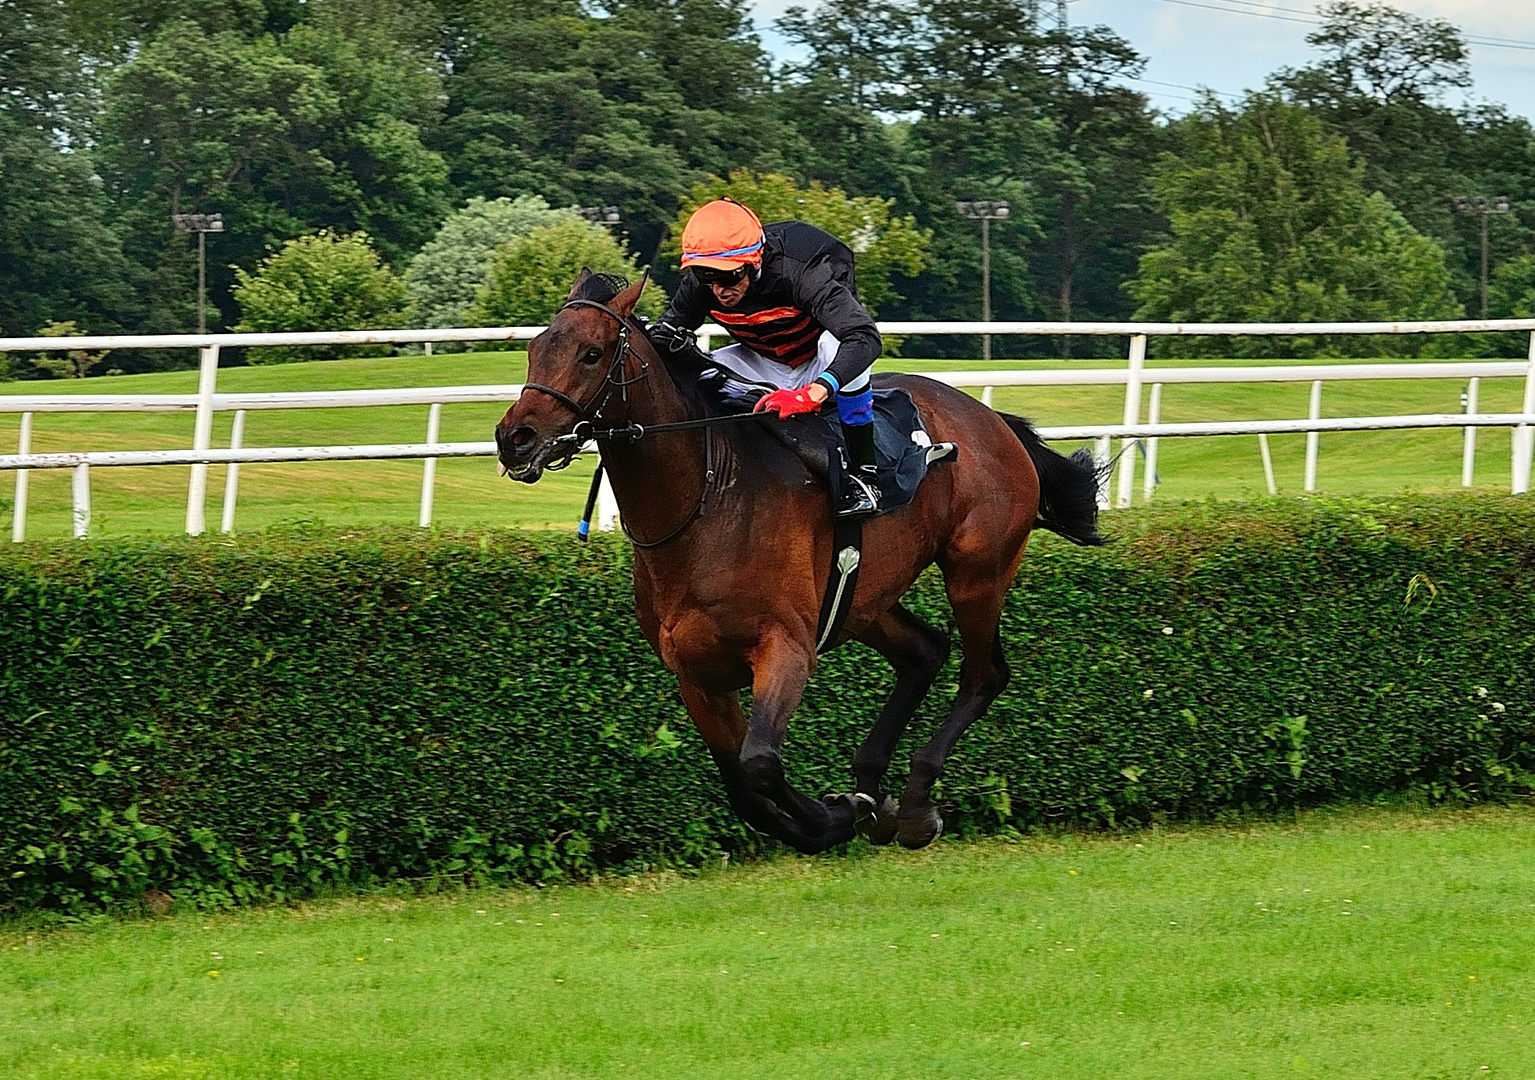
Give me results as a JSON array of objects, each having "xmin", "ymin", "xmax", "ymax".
[{"xmin": 692, "ymin": 264, "xmax": 751, "ymax": 287}]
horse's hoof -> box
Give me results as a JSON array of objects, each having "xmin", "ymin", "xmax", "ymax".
[
  {"xmin": 858, "ymin": 795, "xmax": 900, "ymax": 846},
  {"xmin": 896, "ymin": 804, "xmax": 944, "ymax": 849},
  {"xmin": 822, "ymin": 791, "xmax": 876, "ymax": 829}
]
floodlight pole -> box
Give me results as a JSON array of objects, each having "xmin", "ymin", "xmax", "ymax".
[
  {"xmin": 579, "ymin": 205, "xmax": 623, "ymax": 229},
  {"xmin": 1452, "ymin": 196, "xmax": 1511, "ymax": 319},
  {"xmin": 957, "ymin": 201, "xmax": 1010, "ymax": 361},
  {"xmin": 171, "ymin": 213, "xmax": 226, "ymax": 333},
  {"xmin": 198, "ymin": 231, "xmax": 207, "ymax": 334}
]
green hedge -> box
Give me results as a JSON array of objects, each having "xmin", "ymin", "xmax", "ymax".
[{"xmin": 3, "ymin": 496, "xmax": 1533, "ymax": 915}]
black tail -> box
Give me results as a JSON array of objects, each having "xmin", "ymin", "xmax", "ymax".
[{"xmin": 999, "ymin": 412, "xmax": 1109, "ymax": 547}]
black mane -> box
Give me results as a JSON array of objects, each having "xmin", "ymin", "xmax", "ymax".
[
  {"xmin": 658, "ymin": 340, "xmax": 721, "ymax": 420},
  {"xmin": 571, "ymin": 269, "xmax": 628, "ymax": 305}
]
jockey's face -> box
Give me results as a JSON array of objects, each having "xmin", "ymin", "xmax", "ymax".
[{"xmin": 706, "ymin": 267, "xmax": 752, "ymax": 309}]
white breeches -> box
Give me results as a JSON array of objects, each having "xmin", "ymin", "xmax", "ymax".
[{"xmin": 710, "ymin": 331, "xmax": 872, "ymax": 394}]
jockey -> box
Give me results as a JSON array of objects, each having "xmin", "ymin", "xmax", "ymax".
[{"xmin": 650, "ymin": 197, "xmax": 884, "ymax": 519}]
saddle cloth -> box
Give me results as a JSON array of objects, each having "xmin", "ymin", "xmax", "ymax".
[{"xmin": 698, "ymin": 365, "xmax": 958, "ymax": 515}]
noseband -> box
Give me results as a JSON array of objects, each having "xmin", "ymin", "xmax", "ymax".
[{"xmin": 517, "ymin": 299, "xmax": 650, "ymax": 469}]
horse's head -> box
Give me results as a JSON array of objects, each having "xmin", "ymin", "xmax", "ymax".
[{"xmin": 495, "ymin": 268, "xmax": 650, "ymax": 483}]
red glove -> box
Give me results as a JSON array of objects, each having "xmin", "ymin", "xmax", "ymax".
[{"xmin": 754, "ymin": 386, "xmax": 823, "ymax": 419}]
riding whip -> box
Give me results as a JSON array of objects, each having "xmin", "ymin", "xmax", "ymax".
[{"xmin": 577, "ymin": 461, "xmax": 605, "ymax": 542}]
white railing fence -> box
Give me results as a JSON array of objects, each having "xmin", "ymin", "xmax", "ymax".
[{"xmin": 2, "ymin": 319, "xmax": 1534, "ymax": 541}]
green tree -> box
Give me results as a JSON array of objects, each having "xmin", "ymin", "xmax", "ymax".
[
  {"xmin": 1284, "ymin": 1, "xmax": 1470, "ymax": 106},
  {"xmin": 0, "ymin": 0, "xmax": 138, "ymax": 337},
  {"xmin": 1276, "ymin": 3, "xmax": 1534, "ymax": 328},
  {"xmin": 1023, "ymin": 38, "xmax": 1163, "ymax": 354},
  {"xmin": 774, "ymin": 0, "xmax": 913, "ymax": 199},
  {"xmin": 466, "ymin": 219, "xmax": 661, "ymax": 327},
  {"xmin": 435, "ymin": 0, "xmax": 790, "ymax": 262},
  {"xmin": 99, "ymin": 15, "xmax": 449, "ymax": 335},
  {"xmin": 405, "ymin": 196, "xmax": 581, "ymax": 331},
  {"xmin": 778, "ymin": 1, "xmax": 1160, "ymax": 355},
  {"xmin": 1130, "ymin": 94, "xmax": 1462, "ymax": 357},
  {"xmin": 0, "ymin": 118, "xmax": 139, "ymax": 339},
  {"xmin": 232, "ymin": 231, "xmax": 407, "ymax": 363},
  {"xmin": 662, "ymin": 171, "xmax": 930, "ymax": 313},
  {"xmin": 1490, "ymin": 254, "xmax": 1535, "ymax": 318},
  {"xmin": 878, "ymin": 0, "xmax": 1060, "ymax": 331}
]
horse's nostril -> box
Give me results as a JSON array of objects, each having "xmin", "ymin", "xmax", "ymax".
[{"xmin": 510, "ymin": 427, "xmax": 534, "ymax": 448}]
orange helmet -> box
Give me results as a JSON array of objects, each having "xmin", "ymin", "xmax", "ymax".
[{"xmin": 680, "ymin": 198, "xmax": 765, "ymax": 271}]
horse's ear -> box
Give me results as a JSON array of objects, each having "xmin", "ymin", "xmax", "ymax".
[
  {"xmin": 612, "ymin": 269, "xmax": 649, "ymax": 318},
  {"xmin": 566, "ymin": 267, "xmax": 595, "ymax": 302}
]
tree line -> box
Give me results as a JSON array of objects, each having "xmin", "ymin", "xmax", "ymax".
[{"xmin": 2, "ymin": 0, "xmax": 1533, "ymax": 369}]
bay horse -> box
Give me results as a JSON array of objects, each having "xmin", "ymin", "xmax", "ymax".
[{"xmin": 495, "ymin": 270, "xmax": 1105, "ymax": 854}]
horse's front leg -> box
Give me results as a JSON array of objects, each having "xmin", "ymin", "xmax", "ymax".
[
  {"xmin": 675, "ymin": 680, "xmax": 830, "ymax": 853},
  {"xmin": 736, "ymin": 630, "xmax": 861, "ymax": 854}
]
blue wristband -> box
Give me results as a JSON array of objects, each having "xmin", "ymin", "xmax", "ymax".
[{"xmin": 815, "ymin": 373, "xmax": 840, "ymax": 395}]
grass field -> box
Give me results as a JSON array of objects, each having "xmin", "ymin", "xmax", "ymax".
[
  {"xmin": 3, "ymin": 805, "xmax": 1533, "ymax": 1079},
  {"xmin": 1, "ymin": 351, "xmax": 1530, "ymax": 539}
]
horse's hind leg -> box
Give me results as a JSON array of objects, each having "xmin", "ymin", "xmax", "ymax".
[
  {"xmin": 896, "ymin": 545, "xmax": 1026, "ymax": 849},
  {"xmin": 851, "ymin": 604, "xmax": 951, "ymax": 845}
]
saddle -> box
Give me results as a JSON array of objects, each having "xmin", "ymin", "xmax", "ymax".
[
  {"xmin": 696, "ymin": 362, "xmax": 959, "ymax": 654},
  {"xmin": 697, "ymin": 365, "xmax": 959, "ymax": 517}
]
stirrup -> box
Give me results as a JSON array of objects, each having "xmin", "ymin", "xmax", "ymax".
[{"xmin": 836, "ymin": 469, "xmax": 881, "ymax": 520}]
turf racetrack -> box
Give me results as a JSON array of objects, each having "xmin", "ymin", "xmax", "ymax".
[{"xmin": 3, "ymin": 806, "xmax": 1533, "ymax": 1079}]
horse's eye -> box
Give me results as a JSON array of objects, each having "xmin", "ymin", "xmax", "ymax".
[{"xmin": 579, "ymin": 346, "xmax": 603, "ymax": 366}]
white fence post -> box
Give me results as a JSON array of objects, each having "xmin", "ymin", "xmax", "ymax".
[
  {"xmin": 981, "ymin": 385, "xmax": 995, "ymax": 408},
  {"xmin": 597, "ymin": 466, "xmax": 619, "ymax": 532},
  {"xmin": 1093, "ymin": 435, "xmax": 1112, "ymax": 509},
  {"xmin": 71, "ymin": 463, "xmax": 90, "ymax": 538},
  {"xmin": 1143, "ymin": 382, "xmax": 1162, "ymax": 501},
  {"xmin": 1304, "ymin": 380, "xmax": 1323, "ymax": 492},
  {"xmin": 1515, "ymin": 333, "xmax": 1535, "ymax": 495},
  {"xmin": 1115, "ymin": 334, "xmax": 1146, "ymax": 508},
  {"xmin": 185, "ymin": 343, "xmax": 220, "ymax": 535},
  {"xmin": 1462, "ymin": 377, "xmax": 1479, "ymax": 488},
  {"xmin": 419, "ymin": 402, "xmax": 443, "ymax": 527},
  {"xmin": 11, "ymin": 412, "xmax": 31, "ymax": 543},
  {"xmin": 219, "ymin": 409, "xmax": 247, "ymax": 534},
  {"xmin": 1258, "ymin": 434, "xmax": 1278, "ymax": 495}
]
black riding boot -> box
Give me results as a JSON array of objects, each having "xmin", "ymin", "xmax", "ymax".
[{"xmin": 837, "ymin": 420, "xmax": 881, "ymax": 520}]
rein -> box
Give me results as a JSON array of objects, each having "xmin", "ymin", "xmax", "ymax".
[{"xmin": 525, "ymin": 297, "xmax": 768, "ymax": 548}]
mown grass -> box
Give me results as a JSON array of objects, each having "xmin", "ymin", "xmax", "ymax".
[
  {"xmin": 3, "ymin": 805, "xmax": 1533, "ymax": 1079},
  {"xmin": 0, "ymin": 352, "xmax": 1528, "ymax": 539}
]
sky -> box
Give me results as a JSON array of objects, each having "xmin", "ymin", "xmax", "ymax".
[{"xmin": 750, "ymin": 0, "xmax": 1535, "ymax": 122}]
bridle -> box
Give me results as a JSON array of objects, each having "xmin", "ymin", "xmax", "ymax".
[
  {"xmin": 510, "ymin": 296, "xmax": 766, "ymax": 548},
  {"xmin": 516, "ymin": 297, "xmax": 652, "ymax": 471}
]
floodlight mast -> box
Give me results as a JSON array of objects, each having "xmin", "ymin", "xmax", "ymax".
[
  {"xmin": 1452, "ymin": 196, "xmax": 1511, "ymax": 319},
  {"xmin": 579, "ymin": 205, "xmax": 623, "ymax": 227},
  {"xmin": 171, "ymin": 213, "xmax": 226, "ymax": 334},
  {"xmin": 956, "ymin": 200, "xmax": 1011, "ymax": 360}
]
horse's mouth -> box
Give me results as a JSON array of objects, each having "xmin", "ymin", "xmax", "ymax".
[
  {"xmin": 498, "ymin": 431, "xmax": 570, "ymax": 484},
  {"xmin": 502, "ymin": 445, "xmax": 551, "ymax": 484},
  {"xmin": 496, "ymin": 425, "xmax": 541, "ymax": 483},
  {"xmin": 504, "ymin": 459, "xmax": 542, "ymax": 484}
]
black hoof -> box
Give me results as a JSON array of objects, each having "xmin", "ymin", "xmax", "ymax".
[
  {"xmin": 857, "ymin": 795, "xmax": 900, "ymax": 846},
  {"xmin": 896, "ymin": 804, "xmax": 944, "ymax": 849},
  {"xmin": 822, "ymin": 791, "xmax": 875, "ymax": 829}
]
